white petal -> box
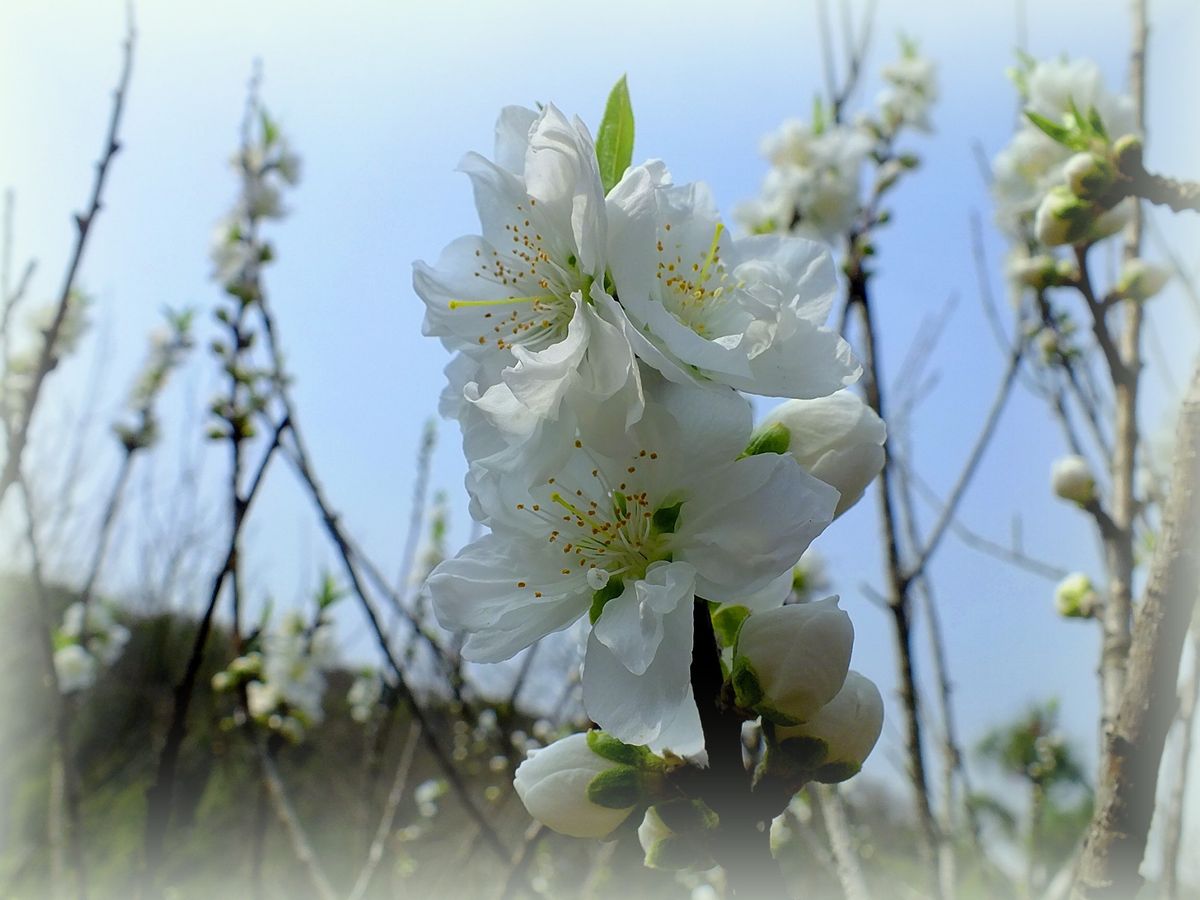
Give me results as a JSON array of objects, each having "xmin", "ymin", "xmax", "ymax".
[
  {"xmin": 583, "ymin": 589, "xmax": 695, "ymax": 746},
  {"xmin": 592, "ymin": 561, "xmax": 696, "ymax": 676},
  {"xmin": 677, "ymin": 454, "xmax": 837, "ymax": 601}
]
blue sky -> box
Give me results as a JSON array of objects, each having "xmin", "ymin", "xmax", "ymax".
[{"xmin": 2, "ymin": 0, "xmax": 1198, "ymax": 861}]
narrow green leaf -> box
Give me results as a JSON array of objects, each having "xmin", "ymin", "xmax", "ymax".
[
  {"xmin": 1024, "ymin": 111, "xmax": 1072, "ymax": 147},
  {"xmin": 596, "ymin": 76, "xmax": 635, "ymax": 194}
]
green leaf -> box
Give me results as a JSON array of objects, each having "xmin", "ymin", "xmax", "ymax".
[
  {"xmin": 1086, "ymin": 105, "xmax": 1109, "ymax": 141},
  {"xmin": 1024, "ymin": 111, "xmax": 1072, "ymax": 147},
  {"xmin": 812, "ymin": 94, "xmax": 827, "ymax": 136},
  {"xmin": 741, "ymin": 422, "xmax": 791, "ymax": 457},
  {"xmin": 596, "ymin": 76, "xmax": 635, "ymax": 194}
]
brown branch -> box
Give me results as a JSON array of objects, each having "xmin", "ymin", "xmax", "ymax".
[
  {"xmin": 142, "ymin": 416, "xmax": 287, "ymax": 878},
  {"xmin": 0, "ymin": 17, "xmax": 134, "ymax": 507},
  {"xmin": 1072, "ymin": 359, "xmax": 1200, "ymax": 898},
  {"xmin": 849, "ymin": 272, "xmax": 943, "ymax": 898},
  {"xmin": 813, "ymin": 784, "xmax": 872, "ymax": 900}
]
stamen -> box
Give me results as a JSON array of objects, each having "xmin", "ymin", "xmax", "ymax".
[
  {"xmin": 697, "ymin": 222, "xmax": 725, "ymax": 285},
  {"xmin": 448, "ymin": 294, "xmax": 556, "ymax": 310}
]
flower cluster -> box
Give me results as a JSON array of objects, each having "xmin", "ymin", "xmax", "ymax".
[
  {"xmin": 212, "ymin": 609, "xmax": 337, "ymax": 742},
  {"xmin": 417, "ymin": 83, "xmax": 889, "ymax": 846},
  {"xmin": 52, "ymin": 600, "xmax": 131, "ymax": 694},
  {"xmin": 736, "ymin": 40, "xmax": 936, "ymax": 245},
  {"xmin": 993, "ymin": 56, "xmax": 1136, "ymax": 248}
]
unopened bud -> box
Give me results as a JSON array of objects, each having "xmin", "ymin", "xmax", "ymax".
[
  {"xmin": 1035, "ymin": 186, "xmax": 1096, "ymax": 247},
  {"xmin": 732, "ymin": 597, "xmax": 853, "ymax": 724},
  {"xmin": 1064, "ymin": 152, "xmax": 1117, "ymax": 201},
  {"xmin": 754, "ymin": 392, "xmax": 886, "ymax": 517},
  {"xmin": 1051, "ymin": 454, "xmax": 1096, "ymax": 505},
  {"xmin": 1116, "ymin": 259, "xmax": 1170, "ymax": 302},
  {"xmin": 637, "ymin": 800, "xmax": 719, "ymax": 870},
  {"xmin": 1055, "ymin": 573, "xmax": 1098, "ymax": 618},
  {"xmin": 1112, "ymin": 134, "xmax": 1144, "ymax": 176},
  {"xmin": 774, "ymin": 671, "xmax": 884, "ymax": 783},
  {"xmin": 513, "ymin": 732, "xmax": 650, "ymax": 838}
]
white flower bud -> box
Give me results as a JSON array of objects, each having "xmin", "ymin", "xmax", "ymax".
[
  {"xmin": 1035, "ymin": 186, "xmax": 1096, "ymax": 247},
  {"xmin": 775, "ymin": 671, "xmax": 884, "ymax": 782},
  {"xmin": 1064, "ymin": 152, "xmax": 1116, "ymax": 201},
  {"xmin": 1116, "ymin": 259, "xmax": 1170, "ymax": 302},
  {"xmin": 1055, "ymin": 572, "xmax": 1098, "ymax": 618},
  {"xmin": 513, "ymin": 732, "xmax": 641, "ymax": 838},
  {"xmin": 1051, "ymin": 454, "xmax": 1096, "ymax": 505},
  {"xmin": 637, "ymin": 800, "xmax": 718, "ymax": 870},
  {"xmin": 246, "ymin": 680, "xmax": 280, "ymax": 719},
  {"xmin": 754, "ymin": 391, "xmax": 886, "ymax": 517},
  {"xmin": 732, "ymin": 596, "xmax": 854, "ymax": 724},
  {"xmin": 54, "ymin": 644, "xmax": 98, "ymax": 694}
]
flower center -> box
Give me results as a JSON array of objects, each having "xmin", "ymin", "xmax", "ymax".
[
  {"xmin": 453, "ymin": 200, "xmax": 586, "ymax": 351},
  {"xmin": 513, "ymin": 448, "xmax": 678, "ymax": 589},
  {"xmin": 656, "ymin": 222, "xmax": 735, "ymax": 337}
]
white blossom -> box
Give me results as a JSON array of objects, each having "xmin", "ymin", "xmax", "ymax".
[
  {"xmin": 54, "ymin": 644, "xmax": 98, "ymax": 694},
  {"xmin": 431, "ymin": 375, "xmax": 839, "ymax": 748}
]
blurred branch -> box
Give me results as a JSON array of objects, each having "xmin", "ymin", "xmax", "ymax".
[
  {"xmin": 257, "ymin": 743, "xmax": 337, "ymax": 900},
  {"xmin": 142, "ymin": 414, "xmax": 288, "ymax": 879},
  {"xmin": 1073, "ymin": 358, "xmax": 1200, "ymax": 897},
  {"xmin": 813, "ymin": 784, "xmax": 872, "ymax": 900},
  {"xmin": 0, "ymin": 15, "xmax": 134, "ymax": 508},
  {"xmin": 346, "ymin": 720, "xmax": 422, "ymax": 900},
  {"xmin": 1159, "ymin": 622, "xmax": 1199, "ymax": 900}
]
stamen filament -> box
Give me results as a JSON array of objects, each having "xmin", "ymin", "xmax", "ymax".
[
  {"xmin": 448, "ymin": 294, "xmax": 557, "ymax": 310},
  {"xmin": 697, "ymin": 222, "xmax": 725, "ymax": 285}
]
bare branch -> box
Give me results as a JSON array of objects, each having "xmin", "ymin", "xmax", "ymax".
[
  {"xmin": 0, "ymin": 17, "xmax": 135, "ymax": 507},
  {"xmin": 257, "ymin": 743, "xmax": 337, "ymax": 900}
]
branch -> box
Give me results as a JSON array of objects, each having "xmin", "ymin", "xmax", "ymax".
[
  {"xmin": 903, "ymin": 340, "xmax": 1023, "ymax": 586},
  {"xmin": 346, "ymin": 720, "xmax": 422, "ymax": 900},
  {"xmin": 142, "ymin": 416, "xmax": 287, "ymax": 877},
  {"xmin": 1160, "ymin": 623, "xmax": 1199, "ymax": 900},
  {"xmin": 257, "ymin": 743, "xmax": 337, "ymax": 900},
  {"xmin": 1073, "ymin": 359, "xmax": 1200, "ymax": 898},
  {"xmin": 0, "ymin": 16, "xmax": 134, "ymax": 507}
]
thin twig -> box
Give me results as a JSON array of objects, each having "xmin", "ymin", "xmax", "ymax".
[
  {"xmin": 256, "ymin": 743, "xmax": 338, "ymax": 900},
  {"xmin": 0, "ymin": 16, "xmax": 135, "ymax": 507},
  {"xmin": 347, "ymin": 720, "xmax": 422, "ymax": 900}
]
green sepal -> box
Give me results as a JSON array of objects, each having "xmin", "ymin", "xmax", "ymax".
[
  {"xmin": 586, "ymin": 766, "xmax": 643, "ymax": 809},
  {"xmin": 652, "ymin": 798, "xmax": 719, "ymax": 835},
  {"xmin": 589, "ymin": 577, "xmax": 625, "ymax": 624},
  {"xmin": 596, "ymin": 76, "xmax": 635, "ymax": 194},
  {"xmin": 586, "ymin": 729, "xmax": 653, "ymax": 768},
  {"xmin": 814, "ymin": 761, "xmax": 862, "ymax": 784},
  {"xmin": 730, "ymin": 656, "xmax": 764, "ymax": 709},
  {"xmin": 711, "ymin": 605, "xmax": 750, "ymax": 648},
  {"xmin": 777, "ymin": 734, "xmax": 830, "ymax": 770},
  {"xmin": 651, "ymin": 501, "xmax": 683, "ymax": 535},
  {"xmin": 645, "ymin": 835, "xmax": 706, "ymax": 871},
  {"xmin": 741, "ymin": 422, "xmax": 791, "ymax": 458}
]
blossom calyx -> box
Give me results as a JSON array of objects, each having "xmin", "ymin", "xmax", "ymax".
[
  {"xmin": 1035, "ymin": 186, "xmax": 1097, "ymax": 247},
  {"xmin": 752, "ymin": 391, "xmax": 886, "ymax": 517},
  {"xmin": 732, "ymin": 596, "xmax": 853, "ymax": 724},
  {"xmin": 513, "ymin": 731, "xmax": 662, "ymax": 839},
  {"xmin": 1051, "ymin": 454, "xmax": 1096, "ymax": 505},
  {"xmin": 1055, "ymin": 572, "xmax": 1098, "ymax": 618},
  {"xmin": 773, "ymin": 671, "xmax": 884, "ymax": 783}
]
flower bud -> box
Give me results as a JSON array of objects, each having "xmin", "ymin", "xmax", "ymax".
[
  {"xmin": 1035, "ymin": 186, "xmax": 1096, "ymax": 247},
  {"xmin": 1116, "ymin": 259, "xmax": 1170, "ymax": 302},
  {"xmin": 1064, "ymin": 152, "xmax": 1117, "ymax": 201},
  {"xmin": 774, "ymin": 671, "xmax": 884, "ymax": 783},
  {"xmin": 753, "ymin": 391, "xmax": 886, "ymax": 517},
  {"xmin": 1051, "ymin": 454, "xmax": 1096, "ymax": 505},
  {"xmin": 637, "ymin": 800, "xmax": 719, "ymax": 870},
  {"xmin": 1055, "ymin": 572, "xmax": 1098, "ymax": 618},
  {"xmin": 513, "ymin": 732, "xmax": 645, "ymax": 838},
  {"xmin": 1113, "ymin": 134, "xmax": 1143, "ymax": 176},
  {"xmin": 54, "ymin": 644, "xmax": 97, "ymax": 694},
  {"xmin": 732, "ymin": 597, "xmax": 853, "ymax": 724}
]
